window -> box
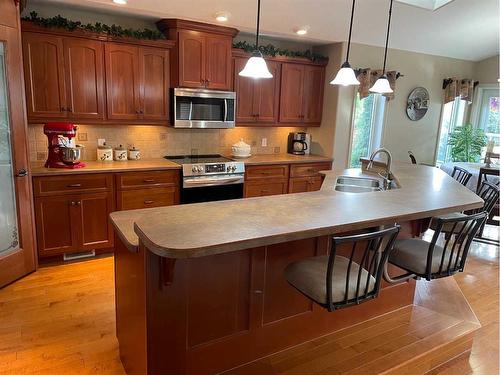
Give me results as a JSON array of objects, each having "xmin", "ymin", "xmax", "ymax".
[
  {"xmin": 435, "ymin": 97, "xmax": 467, "ymax": 165},
  {"xmin": 477, "ymin": 88, "xmax": 500, "ymax": 147},
  {"xmin": 348, "ymin": 93, "xmax": 386, "ymax": 168}
]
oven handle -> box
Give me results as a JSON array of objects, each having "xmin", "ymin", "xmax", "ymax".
[{"xmin": 183, "ymin": 176, "xmax": 244, "ymax": 188}]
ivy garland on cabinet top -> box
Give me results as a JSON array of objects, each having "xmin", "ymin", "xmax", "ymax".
[
  {"xmin": 232, "ymin": 41, "xmax": 327, "ymax": 62},
  {"xmin": 22, "ymin": 12, "xmax": 165, "ymax": 40}
]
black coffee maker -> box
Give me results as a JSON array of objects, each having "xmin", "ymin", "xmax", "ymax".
[{"xmin": 287, "ymin": 132, "xmax": 310, "ymax": 155}]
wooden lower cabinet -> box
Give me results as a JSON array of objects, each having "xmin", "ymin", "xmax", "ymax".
[
  {"xmin": 245, "ymin": 180, "xmax": 288, "ymax": 197},
  {"xmin": 288, "ymin": 176, "xmax": 323, "ymax": 193},
  {"xmin": 117, "ymin": 187, "xmax": 178, "ymax": 210}
]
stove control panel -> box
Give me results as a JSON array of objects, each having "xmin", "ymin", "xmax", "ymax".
[{"xmin": 183, "ymin": 162, "xmax": 245, "ymax": 177}]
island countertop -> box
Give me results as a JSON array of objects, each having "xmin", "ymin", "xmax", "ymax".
[{"xmin": 110, "ymin": 163, "xmax": 483, "ymax": 258}]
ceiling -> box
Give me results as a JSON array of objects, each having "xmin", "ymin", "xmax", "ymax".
[{"xmin": 31, "ymin": 0, "xmax": 499, "ymax": 61}]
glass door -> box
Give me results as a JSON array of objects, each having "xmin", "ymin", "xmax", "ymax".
[
  {"xmin": 0, "ymin": 16, "xmax": 36, "ymax": 288},
  {"xmin": 0, "ymin": 43, "xmax": 20, "ymax": 256}
]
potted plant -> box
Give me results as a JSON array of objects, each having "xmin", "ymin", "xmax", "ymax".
[{"xmin": 448, "ymin": 124, "xmax": 487, "ymax": 162}]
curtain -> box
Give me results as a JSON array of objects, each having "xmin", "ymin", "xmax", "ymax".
[
  {"xmin": 443, "ymin": 78, "xmax": 476, "ymax": 104},
  {"xmin": 356, "ymin": 68, "xmax": 398, "ymax": 101}
]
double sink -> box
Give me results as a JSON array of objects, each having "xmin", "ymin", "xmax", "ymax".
[{"xmin": 334, "ymin": 176, "xmax": 394, "ymax": 193}]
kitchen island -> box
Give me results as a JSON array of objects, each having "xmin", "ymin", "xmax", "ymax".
[{"xmin": 110, "ymin": 163, "xmax": 483, "ymax": 375}]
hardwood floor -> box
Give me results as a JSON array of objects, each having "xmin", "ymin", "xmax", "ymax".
[{"xmin": 0, "ymin": 228, "xmax": 497, "ymax": 375}]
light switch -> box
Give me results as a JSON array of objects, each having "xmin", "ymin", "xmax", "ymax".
[
  {"xmin": 261, "ymin": 138, "xmax": 267, "ymax": 147},
  {"xmin": 97, "ymin": 138, "xmax": 106, "ymax": 146}
]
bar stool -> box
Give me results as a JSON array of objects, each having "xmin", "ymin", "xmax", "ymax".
[
  {"xmin": 430, "ymin": 181, "xmax": 499, "ymax": 237},
  {"xmin": 389, "ymin": 212, "xmax": 487, "ymax": 281},
  {"xmin": 284, "ymin": 226, "xmax": 400, "ymax": 312},
  {"xmin": 451, "ymin": 166, "xmax": 473, "ymax": 187}
]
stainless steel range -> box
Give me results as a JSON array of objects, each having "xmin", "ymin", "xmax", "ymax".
[{"xmin": 165, "ymin": 154, "xmax": 245, "ymax": 203}]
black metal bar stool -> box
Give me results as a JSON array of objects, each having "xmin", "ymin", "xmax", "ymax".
[
  {"xmin": 389, "ymin": 212, "xmax": 487, "ymax": 281},
  {"xmin": 430, "ymin": 181, "xmax": 499, "ymax": 238},
  {"xmin": 451, "ymin": 166, "xmax": 473, "ymax": 187},
  {"xmin": 284, "ymin": 226, "xmax": 400, "ymax": 312}
]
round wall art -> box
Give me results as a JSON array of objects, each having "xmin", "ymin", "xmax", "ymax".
[{"xmin": 406, "ymin": 87, "xmax": 429, "ymax": 121}]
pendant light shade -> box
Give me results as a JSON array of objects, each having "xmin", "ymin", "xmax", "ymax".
[
  {"xmin": 239, "ymin": 0, "xmax": 273, "ymax": 79},
  {"xmin": 330, "ymin": 0, "xmax": 359, "ymax": 86},
  {"xmin": 330, "ymin": 61, "xmax": 360, "ymax": 86},
  {"xmin": 370, "ymin": 0, "xmax": 394, "ymax": 94},
  {"xmin": 239, "ymin": 50, "xmax": 273, "ymax": 79},
  {"xmin": 369, "ymin": 75, "xmax": 393, "ymax": 93}
]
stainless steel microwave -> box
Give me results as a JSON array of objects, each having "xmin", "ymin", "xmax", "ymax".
[{"xmin": 173, "ymin": 88, "xmax": 236, "ymax": 129}]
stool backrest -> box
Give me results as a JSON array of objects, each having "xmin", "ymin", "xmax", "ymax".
[
  {"xmin": 451, "ymin": 166, "xmax": 472, "ymax": 186},
  {"xmin": 328, "ymin": 226, "xmax": 400, "ymax": 311},
  {"xmin": 472, "ymin": 181, "xmax": 499, "ymax": 216},
  {"xmin": 428, "ymin": 212, "xmax": 487, "ymax": 280},
  {"xmin": 408, "ymin": 151, "xmax": 417, "ymax": 164}
]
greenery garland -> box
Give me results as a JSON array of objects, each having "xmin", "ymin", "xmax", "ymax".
[
  {"xmin": 22, "ymin": 12, "xmax": 165, "ymax": 40},
  {"xmin": 233, "ymin": 41, "xmax": 327, "ymax": 62}
]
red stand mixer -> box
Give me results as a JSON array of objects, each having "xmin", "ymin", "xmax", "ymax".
[{"xmin": 44, "ymin": 122, "xmax": 86, "ymax": 169}]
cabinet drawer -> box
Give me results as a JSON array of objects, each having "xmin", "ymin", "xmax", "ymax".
[
  {"xmin": 117, "ymin": 186, "xmax": 179, "ymax": 210},
  {"xmin": 33, "ymin": 174, "xmax": 113, "ymax": 196},
  {"xmin": 116, "ymin": 171, "xmax": 179, "ymax": 190},
  {"xmin": 244, "ymin": 181, "xmax": 288, "ymax": 198},
  {"xmin": 290, "ymin": 162, "xmax": 331, "ymax": 177},
  {"xmin": 245, "ymin": 164, "xmax": 289, "ymax": 180}
]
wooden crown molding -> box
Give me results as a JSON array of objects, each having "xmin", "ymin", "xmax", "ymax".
[
  {"xmin": 232, "ymin": 48, "xmax": 329, "ymax": 66},
  {"xmin": 156, "ymin": 18, "xmax": 239, "ymax": 38}
]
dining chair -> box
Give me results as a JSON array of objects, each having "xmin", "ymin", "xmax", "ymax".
[
  {"xmin": 451, "ymin": 166, "xmax": 473, "ymax": 186},
  {"xmin": 284, "ymin": 226, "xmax": 400, "ymax": 312},
  {"xmin": 389, "ymin": 212, "xmax": 487, "ymax": 281},
  {"xmin": 408, "ymin": 151, "xmax": 417, "ymax": 164}
]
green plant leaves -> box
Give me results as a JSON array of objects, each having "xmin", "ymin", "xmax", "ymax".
[
  {"xmin": 448, "ymin": 124, "xmax": 487, "ymax": 162},
  {"xmin": 233, "ymin": 41, "xmax": 327, "ymax": 62}
]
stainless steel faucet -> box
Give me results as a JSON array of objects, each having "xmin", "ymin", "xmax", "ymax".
[{"xmin": 367, "ymin": 148, "xmax": 393, "ymax": 190}]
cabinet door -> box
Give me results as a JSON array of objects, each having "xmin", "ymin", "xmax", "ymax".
[
  {"xmin": 302, "ymin": 65, "xmax": 325, "ymax": 124},
  {"xmin": 34, "ymin": 195, "xmax": 79, "ymax": 257},
  {"xmin": 288, "ymin": 176, "xmax": 323, "ymax": 193},
  {"xmin": 139, "ymin": 47, "xmax": 169, "ymax": 121},
  {"xmin": 279, "ymin": 63, "xmax": 304, "ymax": 123},
  {"xmin": 205, "ymin": 35, "xmax": 232, "ymax": 90},
  {"xmin": 105, "ymin": 43, "xmax": 140, "ymax": 120},
  {"xmin": 63, "ymin": 38, "xmax": 105, "ymax": 120},
  {"xmin": 77, "ymin": 192, "xmax": 114, "ymax": 250},
  {"xmin": 244, "ymin": 180, "xmax": 288, "ymax": 198},
  {"xmin": 255, "ymin": 60, "xmax": 281, "ymax": 124},
  {"xmin": 22, "ymin": 32, "xmax": 67, "ymax": 119},
  {"xmin": 233, "ymin": 57, "xmax": 256, "ymax": 123},
  {"xmin": 178, "ymin": 30, "xmax": 205, "ymax": 88}
]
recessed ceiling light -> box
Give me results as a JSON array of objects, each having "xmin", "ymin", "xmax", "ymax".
[
  {"xmin": 113, "ymin": 0, "xmax": 127, "ymax": 4},
  {"xmin": 294, "ymin": 26, "xmax": 310, "ymax": 36},
  {"xmin": 215, "ymin": 11, "xmax": 230, "ymax": 22}
]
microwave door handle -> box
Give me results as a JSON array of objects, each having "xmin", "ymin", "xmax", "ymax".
[
  {"xmin": 189, "ymin": 101, "xmax": 193, "ymax": 121},
  {"xmin": 223, "ymin": 99, "xmax": 227, "ymax": 122}
]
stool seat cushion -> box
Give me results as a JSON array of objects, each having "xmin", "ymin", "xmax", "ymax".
[
  {"xmin": 284, "ymin": 255, "xmax": 376, "ymax": 305},
  {"xmin": 429, "ymin": 212, "xmax": 467, "ymax": 233},
  {"xmin": 389, "ymin": 239, "xmax": 461, "ymax": 275}
]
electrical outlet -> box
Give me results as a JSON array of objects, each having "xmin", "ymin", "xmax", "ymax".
[
  {"xmin": 274, "ymin": 146, "xmax": 280, "ymax": 154},
  {"xmin": 261, "ymin": 138, "xmax": 267, "ymax": 147},
  {"xmin": 251, "ymin": 140, "xmax": 257, "ymax": 147},
  {"xmin": 97, "ymin": 138, "xmax": 106, "ymax": 146},
  {"xmin": 77, "ymin": 132, "xmax": 88, "ymax": 142},
  {"xmin": 36, "ymin": 152, "xmax": 46, "ymax": 161},
  {"xmin": 160, "ymin": 133, "xmax": 168, "ymax": 141}
]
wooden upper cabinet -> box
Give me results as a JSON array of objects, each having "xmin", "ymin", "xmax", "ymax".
[
  {"xmin": 234, "ymin": 57, "xmax": 281, "ymax": 125},
  {"xmin": 139, "ymin": 47, "xmax": 170, "ymax": 121},
  {"xmin": 63, "ymin": 38, "xmax": 105, "ymax": 120},
  {"xmin": 205, "ymin": 35, "xmax": 232, "ymax": 90},
  {"xmin": 158, "ymin": 19, "xmax": 238, "ymax": 91},
  {"xmin": 279, "ymin": 62, "xmax": 325, "ymax": 126},
  {"xmin": 279, "ymin": 63, "xmax": 304, "ymax": 123},
  {"xmin": 22, "ymin": 32, "xmax": 67, "ymax": 119},
  {"xmin": 302, "ymin": 65, "xmax": 325, "ymax": 125},
  {"xmin": 105, "ymin": 43, "xmax": 141, "ymax": 120},
  {"xmin": 178, "ymin": 30, "xmax": 206, "ymax": 88},
  {"xmin": 255, "ymin": 60, "xmax": 281, "ymax": 123}
]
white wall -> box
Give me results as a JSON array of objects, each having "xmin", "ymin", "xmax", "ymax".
[
  {"xmin": 475, "ymin": 55, "xmax": 499, "ymax": 84},
  {"xmin": 311, "ymin": 42, "xmax": 477, "ymax": 167}
]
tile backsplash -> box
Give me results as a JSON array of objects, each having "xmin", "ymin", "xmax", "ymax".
[{"xmin": 28, "ymin": 124, "xmax": 306, "ymax": 162}]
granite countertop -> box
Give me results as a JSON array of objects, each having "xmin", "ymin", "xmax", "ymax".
[
  {"xmin": 30, "ymin": 158, "xmax": 181, "ymax": 176},
  {"xmin": 110, "ymin": 163, "xmax": 484, "ymax": 258},
  {"xmin": 30, "ymin": 154, "xmax": 332, "ymax": 176}
]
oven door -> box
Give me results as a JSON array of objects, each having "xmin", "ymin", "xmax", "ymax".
[
  {"xmin": 174, "ymin": 88, "xmax": 235, "ymax": 129},
  {"xmin": 181, "ymin": 174, "xmax": 244, "ymax": 204}
]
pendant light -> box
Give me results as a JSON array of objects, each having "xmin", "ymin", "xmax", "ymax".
[
  {"xmin": 370, "ymin": 0, "xmax": 394, "ymax": 94},
  {"xmin": 330, "ymin": 0, "xmax": 360, "ymax": 86},
  {"xmin": 239, "ymin": 0, "xmax": 273, "ymax": 79}
]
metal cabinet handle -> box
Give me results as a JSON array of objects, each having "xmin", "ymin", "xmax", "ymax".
[
  {"xmin": 76, "ymin": 201, "xmax": 81, "ymax": 206},
  {"xmin": 143, "ymin": 179, "xmax": 156, "ymax": 183},
  {"xmin": 67, "ymin": 183, "xmax": 82, "ymax": 188},
  {"xmin": 15, "ymin": 169, "xmax": 28, "ymax": 177},
  {"xmin": 144, "ymin": 200, "xmax": 154, "ymax": 205}
]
